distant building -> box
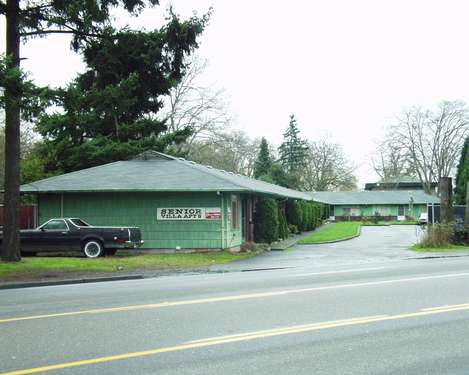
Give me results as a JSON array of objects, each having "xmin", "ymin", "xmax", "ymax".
[
  {"xmin": 364, "ymin": 176, "xmax": 438, "ymax": 193},
  {"xmin": 310, "ymin": 190, "xmax": 439, "ymax": 221}
]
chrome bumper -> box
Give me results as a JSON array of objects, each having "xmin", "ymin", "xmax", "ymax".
[{"xmin": 124, "ymin": 240, "xmax": 145, "ymax": 249}]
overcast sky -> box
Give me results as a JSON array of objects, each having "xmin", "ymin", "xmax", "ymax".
[{"xmin": 2, "ymin": 0, "xmax": 469, "ymax": 188}]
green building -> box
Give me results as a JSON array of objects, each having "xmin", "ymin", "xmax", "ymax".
[
  {"xmin": 310, "ymin": 191, "xmax": 439, "ymax": 221},
  {"xmin": 20, "ymin": 151, "xmax": 312, "ymax": 250}
]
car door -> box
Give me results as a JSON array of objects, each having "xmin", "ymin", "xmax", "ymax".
[{"xmin": 39, "ymin": 219, "xmax": 73, "ymax": 252}]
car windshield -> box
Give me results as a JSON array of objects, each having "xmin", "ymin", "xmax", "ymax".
[{"xmin": 70, "ymin": 219, "xmax": 90, "ymax": 227}]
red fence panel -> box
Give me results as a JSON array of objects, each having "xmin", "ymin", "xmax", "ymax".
[{"xmin": 0, "ymin": 205, "xmax": 37, "ymax": 229}]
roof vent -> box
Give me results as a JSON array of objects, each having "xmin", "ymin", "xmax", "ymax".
[
  {"xmin": 178, "ymin": 157, "xmax": 186, "ymax": 161},
  {"xmin": 206, "ymin": 165, "xmax": 213, "ymax": 169},
  {"xmin": 188, "ymin": 161, "xmax": 196, "ymax": 165}
]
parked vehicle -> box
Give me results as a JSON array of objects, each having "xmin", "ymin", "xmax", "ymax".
[
  {"xmin": 419, "ymin": 212, "xmax": 428, "ymax": 225},
  {"xmin": 0, "ymin": 218, "xmax": 144, "ymax": 258}
]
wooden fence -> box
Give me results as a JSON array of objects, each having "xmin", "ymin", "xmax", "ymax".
[{"xmin": 0, "ymin": 205, "xmax": 37, "ymax": 229}]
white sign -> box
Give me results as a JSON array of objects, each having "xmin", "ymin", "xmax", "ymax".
[{"xmin": 157, "ymin": 208, "xmax": 205, "ymax": 220}]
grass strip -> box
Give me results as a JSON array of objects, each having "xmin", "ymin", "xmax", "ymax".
[
  {"xmin": 410, "ymin": 244, "xmax": 469, "ymax": 253},
  {"xmin": 298, "ymin": 222, "xmax": 361, "ymax": 244},
  {"xmin": 0, "ymin": 251, "xmax": 259, "ymax": 280}
]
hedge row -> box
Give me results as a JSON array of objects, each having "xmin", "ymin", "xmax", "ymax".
[
  {"xmin": 254, "ymin": 198, "xmax": 327, "ymax": 244},
  {"xmin": 286, "ymin": 200, "xmax": 325, "ymax": 232}
]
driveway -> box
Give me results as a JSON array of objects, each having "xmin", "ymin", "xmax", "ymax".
[{"xmin": 211, "ymin": 225, "xmax": 427, "ymax": 272}]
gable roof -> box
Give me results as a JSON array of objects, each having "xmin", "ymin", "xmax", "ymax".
[
  {"xmin": 21, "ymin": 151, "xmax": 312, "ymax": 200},
  {"xmin": 309, "ymin": 190, "xmax": 439, "ymax": 205}
]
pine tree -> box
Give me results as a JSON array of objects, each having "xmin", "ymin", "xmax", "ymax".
[
  {"xmin": 35, "ymin": 15, "xmax": 208, "ymax": 173},
  {"xmin": 0, "ymin": 1, "xmax": 208, "ymax": 261},
  {"xmin": 253, "ymin": 137, "xmax": 273, "ymax": 179},
  {"xmin": 455, "ymin": 137, "xmax": 469, "ymax": 205},
  {"xmin": 278, "ymin": 114, "xmax": 308, "ymax": 174},
  {"xmin": 0, "ymin": 0, "xmax": 165, "ymax": 262}
]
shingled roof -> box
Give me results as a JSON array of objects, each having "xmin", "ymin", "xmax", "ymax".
[
  {"xmin": 21, "ymin": 151, "xmax": 312, "ymax": 200},
  {"xmin": 309, "ymin": 190, "xmax": 439, "ymax": 205}
]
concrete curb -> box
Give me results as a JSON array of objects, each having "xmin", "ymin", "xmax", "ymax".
[{"xmin": 0, "ymin": 275, "xmax": 144, "ymax": 290}]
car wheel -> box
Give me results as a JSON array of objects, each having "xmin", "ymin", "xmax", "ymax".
[
  {"xmin": 105, "ymin": 249, "xmax": 117, "ymax": 256},
  {"xmin": 83, "ymin": 240, "xmax": 103, "ymax": 258}
]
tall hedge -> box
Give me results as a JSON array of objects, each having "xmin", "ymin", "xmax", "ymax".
[
  {"xmin": 277, "ymin": 207, "xmax": 289, "ymax": 240},
  {"xmin": 254, "ymin": 198, "xmax": 279, "ymax": 244},
  {"xmin": 300, "ymin": 201, "xmax": 309, "ymax": 231},
  {"xmin": 286, "ymin": 200, "xmax": 302, "ymax": 228}
]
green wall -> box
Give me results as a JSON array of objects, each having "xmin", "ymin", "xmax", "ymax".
[
  {"xmin": 38, "ymin": 192, "xmax": 243, "ymax": 249},
  {"xmin": 332, "ymin": 204, "xmax": 426, "ymax": 219}
]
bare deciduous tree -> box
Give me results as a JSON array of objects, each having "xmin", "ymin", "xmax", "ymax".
[
  {"xmin": 161, "ymin": 56, "xmax": 232, "ymax": 149},
  {"xmin": 371, "ymin": 140, "xmax": 415, "ymax": 182},
  {"xmin": 302, "ymin": 138, "xmax": 357, "ymax": 191},
  {"xmin": 382, "ymin": 101, "xmax": 469, "ymax": 193},
  {"xmin": 187, "ymin": 130, "xmax": 259, "ymax": 177}
]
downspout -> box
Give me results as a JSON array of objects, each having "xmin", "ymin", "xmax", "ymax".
[{"xmin": 60, "ymin": 193, "xmax": 64, "ymax": 217}]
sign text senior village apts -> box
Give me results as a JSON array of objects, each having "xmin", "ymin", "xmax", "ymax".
[{"xmin": 157, "ymin": 207, "xmax": 221, "ymax": 220}]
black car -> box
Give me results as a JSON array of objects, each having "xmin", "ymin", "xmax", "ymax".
[{"xmin": 0, "ymin": 218, "xmax": 144, "ymax": 258}]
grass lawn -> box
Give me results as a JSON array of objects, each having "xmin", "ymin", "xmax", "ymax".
[
  {"xmin": 410, "ymin": 244, "xmax": 469, "ymax": 253},
  {"xmin": 0, "ymin": 251, "xmax": 260, "ymax": 281},
  {"xmin": 298, "ymin": 222, "xmax": 361, "ymax": 244}
]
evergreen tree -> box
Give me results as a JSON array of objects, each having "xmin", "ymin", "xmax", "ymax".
[
  {"xmin": 1, "ymin": 1, "xmax": 209, "ymax": 261},
  {"xmin": 254, "ymin": 198, "xmax": 279, "ymax": 244},
  {"xmin": 278, "ymin": 114, "xmax": 308, "ymax": 174},
  {"xmin": 277, "ymin": 206, "xmax": 289, "ymax": 240},
  {"xmin": 1, "ymin": 0, "xmax": 166, "ymax": 262},
  {"xmin": 35, "ymin": 13, "xmax": 209, "ymax": 173},
  {"xmin": 455, "ymin": 137, "xmax": 469, "ymax": 205},
  {"xmin": 253, "ymin": 137, "xmax": 273, "ymax": 179}
]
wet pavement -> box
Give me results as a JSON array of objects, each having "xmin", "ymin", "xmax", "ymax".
[{"xmin": 211, "ymin": 225, "xmax": 445, "ymax": 272}]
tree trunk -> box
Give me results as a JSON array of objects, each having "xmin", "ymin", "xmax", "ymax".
[
  {"xmin": 439, "ymin": 177, "xmax": 453, "ymax": 224},
  {"xmin": 2, "ymin": 0, "xmax": 21, "ymax": 262}
]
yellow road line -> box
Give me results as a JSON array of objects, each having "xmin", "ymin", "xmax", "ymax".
[
  {"xmin": 187, "ymin": 315, "xmax": 387, "ymax": 344},
  {"xmin": 2, "ymin": 303, "xmax": 469, "ymax": 375},
  {"xmin": 3, "ymin": 272, "xmax": 469, "ymax": 324}
]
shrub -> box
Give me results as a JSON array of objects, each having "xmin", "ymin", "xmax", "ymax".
[
  {"xmin": 254, "ymin": 198, "xmax": 279, "ymax": 244},
  {"xmin": 278, "ymin": 207, "xmax": 289, "ymax": 240},
  {"xmin": 418, "ymin": 224, "xmax": 455, "ymax": 248},
  {"xmin": 286, "ymin": 200, "xmax": 303, "ymax": 229},
  {"xmin": 300, "ymin": 201, "xmax": 309, "ymax": 232},
  {"xmin": 312, "ymin": 204, "xmax": 319, "ymax": 228}
]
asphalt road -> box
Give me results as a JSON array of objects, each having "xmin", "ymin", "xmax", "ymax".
[{"xmin": 3, "ymin": 228, "xmax": 469, "ymax": 374}]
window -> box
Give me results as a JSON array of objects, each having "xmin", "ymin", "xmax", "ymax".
[
  {"xmin": 343, "ymin": 207, "xmax": 351, "ymax": 216},
  {"xmin": 231, "ymin": 195, "xmax": 240, "ymax": 230},
  {"xmin": 70, "ymin": 218, "xmax": 90, "ymax": 227},
  {"xmin": 42, "ymin": 219, "xmax": 68, "ymax": 231},
  {"xmin": 330, "ymin": 206, "xmax": 335, "ymax": 216},
  {"xmin": 398, "ymin": 206, "xmax": 405, "ymax": 216}
]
